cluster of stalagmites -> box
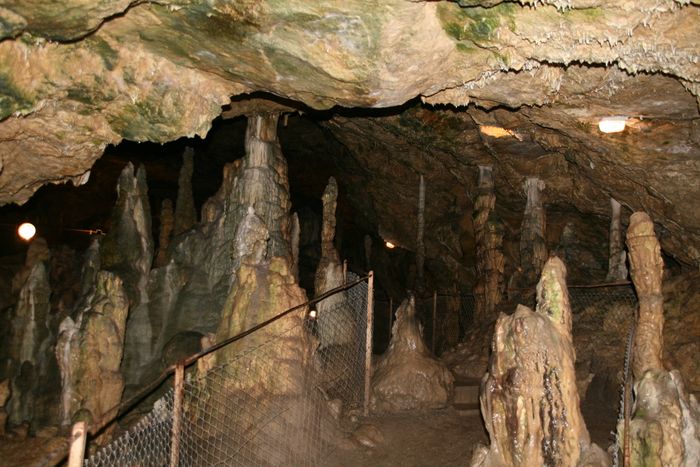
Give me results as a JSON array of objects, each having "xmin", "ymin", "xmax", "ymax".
[{"xmin": 1, "ymin": 113, "xmax": 316, "ymax": 444}]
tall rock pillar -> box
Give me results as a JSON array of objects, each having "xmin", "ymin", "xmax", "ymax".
[
  {"xmin": 606, "ymin": 198, "xmax": 628, "ymax": 282},
  {"xmin": 173, "ymin": 147, "xmax": 197, "ymax": 236},
  {"xmin": 518, "ymin": 177, "xmax": 547, "ymax": 287},
  {"xmin": 473, "ymin": 166, "xmax": 505, "ymax": 321}
]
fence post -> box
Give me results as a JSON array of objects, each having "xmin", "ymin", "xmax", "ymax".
[
  {"xmin": 364, "ymin": 271, "xmax": 374, "ymax": 417},
  {"xmin": 432, "ymin": 290, "xmax": 437, "ymax": 354},
  {"xmin": 67, "ymin": 421, "xmax": 87, "ymax": 467},
  {"xmin": 170, "ymin": 363, "xmax": 185, "ymax": 467}
]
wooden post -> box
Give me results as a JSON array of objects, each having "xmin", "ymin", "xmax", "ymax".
[
  {"xmin": 67, "ymin": 421, "xmax": 87, "ymax": 467},
  {"xmin": 363, "ymin": 271, "xmax": 374, "ymax": 417},
  {"xmin": 170, "ymin": 363, "xmax": 185, "ymax": 467},
  {"xmin": 432, "ymin": 290, "xmax": 438, "ymax": 354}
]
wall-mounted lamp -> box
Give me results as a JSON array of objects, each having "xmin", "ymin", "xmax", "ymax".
[
  {"xmin": 598, "ymin": 116, "xmax": 627, "ymax": 133},
  {"xmin": 17, "ymin": 222, "xmax": 36, "ymax": 241}
]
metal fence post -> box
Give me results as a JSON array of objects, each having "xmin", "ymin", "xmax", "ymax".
[
  {"xmin": 170, "ymin": 363, "xmax": 185, "ymax": 467},
  {"xmin": 68, "ymin": 421, "xmax": 87, "ymax": 467},
  {"xmin": 364, "ymin": 271, "xmax": 374, "ymax": 416}
]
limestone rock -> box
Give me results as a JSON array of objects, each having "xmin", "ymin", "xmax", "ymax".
[
  {"xmin": 173, "ymin": 147, "xmax": 197, "ymax": 236},
  {"xmin": 371, "ymin": 295, "xmax": 453, "ymax": 413},
  {"xmin": 55, "ymin": 271, "xmax": 129, "ymax": 427},
  {"xmin": 100, "ymin": 162, "xmax": 154, "ymax": 385},
  {"xmin": 7, "ymin": 261, "xmax": 59, "ymax": 429},
  {"xmin": 0, "ymin": 379, "xmax": 9, "ymax": 435},
  {"xmin": 154, "ymin": 198, "xmax": 174, "ymax": 267},
  {"xmin": 606, "ymin": 198, "xmax": 628, "ymax": 282},
  {"xmin": 516, "ymin": 177, "xmax": 547, "ymax": 288},
  {"xmin": 315, "ymin": 177, "xmax": 355, "ymax": 348},
  {"xmin": 474, "ymin": 257, "xmax": 605, "ymax": 467}
]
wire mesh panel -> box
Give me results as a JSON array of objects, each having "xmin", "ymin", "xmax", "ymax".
[
  {"xmin": 569, "ymin": 284, "xmax": 637, "ymax": 314},
  {"xmin": 85, "ymin": 276, "xmax": 370, "ymax": 467}
]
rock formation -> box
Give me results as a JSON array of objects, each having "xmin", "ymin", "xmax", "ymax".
[
  {"xmin": 416, "ymin": 174, "xmax": 426, "ymax": 291},
  {"xmin": 100, "ymin": 163, "xmax": 154, "ymax": 386},
  {"xmin": 473, "ymin": 257, "xmax": 607, "ymax": 467},
  {"xmin": 214, "ymin": 113, "xmax": 309, "ymax": 394},
  {"xmin": 173, "ymin": 147, "xmax": 197, "ymax": 236},
  {"xmin": 618, "ymin": 212, "xmax": 700, "ymax": 467},
  {"xmin": 154, "ymin": 198, "xmax": 174, "ymax": 267},
  {"xmin": 517, "ymin": 177, "xmax": 547, "ymax": 288},
  {"xmin": 6, "ymin": 259, "xmax": 58, "ymax": 429},
  {"xmin": 370, "ymin": 294, "xmax": 453, "ymax": 413},
  {"xmin": 314, "ymin": 177, "xmax": 354, "ymax": 349},
  {"xmin": 56, "ymin": 271, "xmax": 129, "ymax": 428},
  {"xmin": 606, "ymin": 198, "xmax": 628, "ymax": 282},
  {"xmin": 0, "ymin": 379, "xmax": 9, "ymax": 436},
  {"xmin": 473, "ymin": 165, "xmax": 505, "ymax": 322}
]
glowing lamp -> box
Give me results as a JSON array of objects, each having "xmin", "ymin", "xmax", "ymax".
[
  {"xmin": 308, "ymin": 309, "xmax": 317, "ymax": 319},
  {"xmin": 385, "ymin": 241, "xmax": 395, "ymax": 249},
  {"xmin": 598, "ymin": 116, "xmax": 627, "ymax": 133},
  {"xmin": 18, "ymin": 222, "xmax": 36, "ymax": 241}
]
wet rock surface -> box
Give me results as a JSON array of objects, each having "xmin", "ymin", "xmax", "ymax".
[{"xmin": 371, "ymin": 295, "xmax": 454, "ymax": 413}]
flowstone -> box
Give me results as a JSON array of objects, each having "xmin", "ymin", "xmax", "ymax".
[
  {"xmin": 370, "ymin": 295, "xmax": 453, "ymax": 413},
  {"xmin": 472, "ymin": 257, "xmax": 608, "ymax": 467}
]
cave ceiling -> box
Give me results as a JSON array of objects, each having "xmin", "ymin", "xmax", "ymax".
[{"xmin": 0, "ymin": 0, "xmax": 699, "ymax": 268}]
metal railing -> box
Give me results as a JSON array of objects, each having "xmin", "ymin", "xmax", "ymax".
[{"xmin": 64, "ymin": 272, "xmax": 374, "ymax": 466}]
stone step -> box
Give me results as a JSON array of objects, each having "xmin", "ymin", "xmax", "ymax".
[{"xmin": 454, "ymin": 384, "xmax": 480, "ymax": 405}]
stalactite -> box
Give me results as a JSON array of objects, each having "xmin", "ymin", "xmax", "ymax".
[
  {"xmin": 519, "ymin": 177, "xmax": 547, "ymax": 287},
  {"xmin": 416, "ymin": 174, "xmax": 425, "ymax": 291},
  {"xmin": 173, "ymin": 147, "xmax": 197, "ymax": 236},
  {"xmin": 626, "ymin": 212, "xmax": 664, "ymax": 379},
  {"xmin": 606, "ymin": 198, "xmax": 628, "ymax": 282},
  {"xmin": 473, "ymin": 165, "xmax": 505, "ymax": 321},
  {"xmin": 154, "ymin": 198, "xmax": 174, "ymax": 267}
]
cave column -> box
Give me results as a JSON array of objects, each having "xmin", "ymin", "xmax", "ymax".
[
  {"xmin": 519, "ymin": 177, "xmax": 547, "ymax": 287},
  {"xmin": 606, "ymin": 197, "xmax": 628, "ymax": 282},
  {"xmin": 473, "ymin": 165, "xmax": 505, "ymax": 321},
  {"xmin": 626, "ymin": 212, "xmax": 664, "ymax": 379},
  {"xmin": 173, "ymin": 147, "xmax": 197, "ymax": 236}
]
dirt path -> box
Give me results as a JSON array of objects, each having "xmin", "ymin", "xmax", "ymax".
[{"xmin": 328, "ymin": 409, "xmax": 488, "ymax": 467}]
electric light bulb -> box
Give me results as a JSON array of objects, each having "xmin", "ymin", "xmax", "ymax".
[
  {"xmin": 309, "ymin": 309, "xmax": 317, "ymax": 319},
  {"xmin": 18, "ymin": 222, "xmax": 36, "ymax": 241},
  {"xmin": 598, "ymin": 116, "xmax": 627, "ymax": 133},
  {"xmin": 385, "ymin": 241, "xmax": 395, "ymax": 249}
]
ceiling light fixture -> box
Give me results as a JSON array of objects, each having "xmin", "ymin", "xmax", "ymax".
[
  {"xmin": 598, "ymin": 116, "xmax": 627, "ymax": 133},
  {"xmin": 17, "ymin": 222, "xmax": 36, "ymax": 241},
  {"xmin": 385, "ymin": 241, "xmax": 396, "ymax": 249}
]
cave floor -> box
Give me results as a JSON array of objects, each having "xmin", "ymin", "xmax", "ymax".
[{"xmin": 328, "ymin": 409, "xmax": 488, "ymax": 467}]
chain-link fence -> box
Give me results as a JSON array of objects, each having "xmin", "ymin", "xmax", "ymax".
[
  {"xmin": 84, "ymin": 273, "xmax": 370, "ymax": 467},
  {"xmin": 410, "ymin": 283, "xmax": 637, "ymax": 356}
]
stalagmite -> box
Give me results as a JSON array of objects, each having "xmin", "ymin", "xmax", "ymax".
[
  {"xmin": 619, "ymin": 212, "xmax": 700, "ymax": 467},
  {"xmin": 314, "ymin": 177, "xmax": 354, "ymax": 348},
  {"xmin": 473, "ymin": 257, "xmax": 608, "ymax": 467},
  {"xmin": 606, "ymin": 198, "xmax": 628, "ymax": 282},
  {"xmin": 100, "ymin": 163, "xmax": 154, "ymax": 386},
  {"xmin": 56, "ymin": 271, "xmax": 129, "ymax": 428},
  {"xmin": 370, "ymin": 294, "xmax": 453, "ymax": 413},
  {"xmin": 473, "ymin": 165, "xmax": 505, "ymax": 321},
  {"xmin": 416, "ymin": 174, "xmax": 425, "ymax": 291},
  {"xmin": 627, "ymin": 212, "xmax": 664, "ymax": 378},
  {"xmin": 215, "ymin": 114, "xmax": 308, "ymax": 394},
  {"xmin": 7, "ymin": 261, "xmax": 56, "ymax": 428},
  {"xmin": 154, "ymin": 198, "xmax": 174, "ymax": 267},
  {"xmin": 518, "ymin": 177, "xmax": 547, "ymax": 287},
  {"xmin": 173, "ymin": 147, "xmax": 197, "ymax": 235}
]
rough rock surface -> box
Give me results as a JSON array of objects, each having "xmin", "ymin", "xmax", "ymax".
[
  {"xmin": 473, "ymin": 257, "xmax": 607, "ymax": 467},
  {"xmin": 513, "ymin": 177, "xmax": 547, "ymax": 289},
  {"xmin": 55, "ymin": 270, "xmax": 129, "ymax": 428},
  {"xmin": 314, "ymin": 177, "xmax": 354, "ymax": 348},
  {"xmin": 0, "ymin": 379, "xmax": 9, "ymax": 435},
  {"xmin": 617, "ymin": 212, "xmax": 700, "ymax": 467},
  {"xmin": 371, "ymin": 295, "xmax": 453, "ymax": 413},
  {"xmin": 173, "ymin": 147, "xmax": 197, "ymax": 236},
  {"xmin": 605, "ymin": 198, "xmax": 628, "ymax": 282},
  {"xmin": 153, "ymin": 198, "xmax": 174, "ymax": 268},
  {"xmin": 100, "ymin": 162, "xmax": 154, "ymax": 386}
]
